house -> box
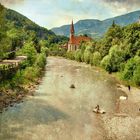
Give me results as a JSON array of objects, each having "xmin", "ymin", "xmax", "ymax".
[{"xmin": 67, "ymin": 20, "xmax": 92, "ymax": 51}]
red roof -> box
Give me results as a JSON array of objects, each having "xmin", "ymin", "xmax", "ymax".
[{"xmin": 69, "ymin": 36, "xmax": 91, "ymax": 45}]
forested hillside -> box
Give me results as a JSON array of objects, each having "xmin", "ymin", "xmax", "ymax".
[
  {"xmin": 0, "ymin": 4, "xmax": 68, "ymax": 60},
  {"xmin": 5, "ymin": 9, "xmax": 55, "ymax": 39},
  {"xmin": 51, "ymin": 22, "xmax": 140, "ymax": 86}
]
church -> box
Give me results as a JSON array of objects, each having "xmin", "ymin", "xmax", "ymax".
[{"xmin": 67, "ymin": 20, "xmax": 92, "ymax": 51}]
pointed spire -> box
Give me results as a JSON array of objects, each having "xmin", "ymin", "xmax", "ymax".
[
  {"xmin": 112, "ymin": 20, "xmax": 116, "ymax": 27},
  {"xmin": 70, "ymin": 20, "xmax": 75, "ymax": 34}
]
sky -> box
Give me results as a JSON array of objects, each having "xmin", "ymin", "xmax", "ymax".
[{"xmin": 0, "ymin": 0, "xmax": 140, "ymax": 29}]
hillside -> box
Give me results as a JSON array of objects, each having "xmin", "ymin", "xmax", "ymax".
[
  {"xmin": 51, "ymin": 10, "xmax": 140, "ymax": 38},
  {"xmin": 0, "ymin": 4, "xmax": 68, "ymax": 59},
  {"xmin": 5, "ymin": 8, "xmax": 56, "ymax": 40}
]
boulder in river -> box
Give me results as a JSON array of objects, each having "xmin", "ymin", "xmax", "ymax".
[{"xmin": 70, "ymin": 84, "xmax": 75, "ymax": 89}]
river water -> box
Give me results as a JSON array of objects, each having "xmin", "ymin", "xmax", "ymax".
[{"xmin": 0, "ymin": 57, "xmax": 125, "ymax": 140}]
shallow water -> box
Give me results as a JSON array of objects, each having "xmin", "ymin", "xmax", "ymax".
[{"xmin": 0, "ymin": 57, "xmax": 125, "ymax": 140}]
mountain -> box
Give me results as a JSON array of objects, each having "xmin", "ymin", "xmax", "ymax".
[
  {"xmin": 4, "ymin": 7, "xmax": 68, "ymax": 44},
  {"xmin": 5, "ymin": 8, "xmax": 56, "ymax": 40},
  {"xmin": 51, "ymin": 10, "xmax": 140, "ymax": 38}
]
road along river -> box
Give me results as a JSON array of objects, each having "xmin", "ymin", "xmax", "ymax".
[{"xmin": 0, "ymin": 57, "xmax": 127, "ymax": 140}]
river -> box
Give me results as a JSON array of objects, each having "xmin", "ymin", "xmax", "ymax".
[{"xmin": 0, "ymin": 57, "xmax": 126, "ymax": 140}]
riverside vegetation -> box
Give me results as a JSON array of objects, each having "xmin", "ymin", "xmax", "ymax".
[
  {"xmin": 0, "ymin": 4, "xmax": 67, "ymax": 111},
  {"xmin": 50, "ymin": 22, "xmax": 140, "ymax": 87}
]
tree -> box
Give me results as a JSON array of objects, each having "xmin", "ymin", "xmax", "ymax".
[
  {"xmin": 133, "ymin": 65, "xmax": 140, "ymax": 86},
  {"xmin": 75, "ymin": 50, "xmax": 82, "ymax": 62},
  {"xmin": 101, "ymin": 45, "xmax": 125, "ymax": 73},
  {"xmin": 101, "ymin": 55, "xmax": 112, "ymax": 73},
  {"xmin": 99, "ymin": 24, "xmax": 123, "ymax": 57},
  {"xmin": 121, "ymin": 56, "xmax": 140, "ymax": 85},
  {"xmin": 84, "ymin": 46, "xmax": 92, "ymax": 64},
  {"xmin": 91, "ymin": 51, "xmax": 101, "ymax": 66},
  {"xmin": 0, "ymin": 4, "xmax": 6, "ymax": 59}
]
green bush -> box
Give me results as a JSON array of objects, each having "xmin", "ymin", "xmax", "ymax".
[
  {"xmin": 34, "ymin": 53, "xmax": 46, "ymax": 69},
  {"xmin": 66, "ymin": 52, "xmax": 75, "ymax": 60},
  {"xmin": 84, "ymin": 50, "xmax": 92, "ymax": 64},
  {"xmin": 17, "ymin": 42, "xmax": 37, "ymax": 66},
  {"xmin": 74, "ymin": 50, "xmax": 82, "ymax": 62},
  {"xmin": 121, "ymin": 56, "xmax": 140, "ymax": 85},
  {"xmin": 101, "ymin": 55, "xmax": 111, "ymax": 73},
  {"xmin": 91, "ymin": 51, "xmax": 101, "ymax": 66},
  {"xmin": 12, "ymin": 70, "xmax": 24, "ymax": 85},
  {"xmin": 133, "ymin": 65, "xmax": 140, "ymax": 86},
  {"xmin": 23, "ymin": 67, "xmax": 40, "ymax": 82}
]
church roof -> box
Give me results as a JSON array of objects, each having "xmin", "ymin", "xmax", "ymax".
[
  {"xmin": 69, "ymin": 36, "xmax": 91, "ymax": 45},
  {"xmin": 68, "ymin": 20, "xmax": 92, "ymax": 46}
]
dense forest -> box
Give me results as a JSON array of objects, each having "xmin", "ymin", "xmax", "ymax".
[{"xmin": 51, "ymin": 22, "xmax": 140, "ymax": 86}]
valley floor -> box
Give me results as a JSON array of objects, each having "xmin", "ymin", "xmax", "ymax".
[{"xmin": 0, "ymin": 57, "xmax": 140, "ymax": 140}]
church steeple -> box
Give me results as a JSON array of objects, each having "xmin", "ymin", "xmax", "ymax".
[{"xmin": 70, "ymin": 20, "xmax": 75, "ymax": 36}]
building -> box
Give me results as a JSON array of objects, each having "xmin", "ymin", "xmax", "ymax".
[{"xmin": 67, "ymin": 20, "xmax": 92, "ymax": 51}]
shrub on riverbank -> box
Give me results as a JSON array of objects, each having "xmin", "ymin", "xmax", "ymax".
[
  {"xmin": 121, "ymin": 56, "xmax": 140, "ymax": 86},
  {"xmin": 16, "ymin": 43, "xmax": 47, "ymax": 84},
  {"xmin": 0, "ymin": 40, "xmax": 47, "ymax": 89}
]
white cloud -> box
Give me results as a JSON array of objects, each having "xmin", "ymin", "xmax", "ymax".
[
  {"xmin": 102, "ymin": 0, "xmax": 140, "ymax": 13},
  {"xmin": 1, "ymin": 0, "xmax": 140, "ymax": 28},
  {"xmin": 0, "ymin": 0, "xmax": 24, "ymax": 6}
]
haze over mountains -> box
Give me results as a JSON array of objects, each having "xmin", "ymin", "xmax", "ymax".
[{"xmin": 51, "ymin": 10, "xmax": 140, "ymax": 38}]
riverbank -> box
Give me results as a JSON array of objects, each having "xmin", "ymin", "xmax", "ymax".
[
  {"xmin": 103, "ymin": 84, "xmax": 140, "ymax": 140},
  {"xmin": 118, "ymin": 84, "xmax": 140, "ymax": 116},
  {"xmin": 0, "ymin": 45, "xmax": 48, "ymax": 113},
  {"xmin": 0, "ymin": 77, "xmax": 42, "ymax": 113}
]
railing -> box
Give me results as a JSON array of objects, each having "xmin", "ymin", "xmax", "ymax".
[{"xmin": 0, "ymin": 56, "xmax": 27, "ymax": 81}]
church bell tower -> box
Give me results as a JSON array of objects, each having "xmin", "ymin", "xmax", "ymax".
[{"xmin": 70, "ymin": 20, "xmax": 75, "ymax": 40}]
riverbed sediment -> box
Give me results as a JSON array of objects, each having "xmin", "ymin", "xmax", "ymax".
[
  {"xmin": 0, "ymin": 78, "xmax": 42, "ymax": 113},
  {"xmin": 0, "ymin": 57, "xmax": 140, "ymax": 140},
  {"xmin": 103, "ymin": 84, "xmax": 140, "ymax": 140}
]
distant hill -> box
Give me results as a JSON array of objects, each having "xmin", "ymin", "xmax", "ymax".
[
  {"xmin": 51, "ymin": 10, "xmax": 140, "ymax": 38},
  {"xmin": 5, "ymin": 8, "xmax": 56, "ymax": 40}
]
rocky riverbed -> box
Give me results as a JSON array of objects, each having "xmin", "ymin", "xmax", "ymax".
[
  {"xmin": 103, "ymin": 85, "xmax": 140, "ymax": 140},
  {"xmin": 0, "ymin": 57, "xmax": 140, "ymax": 140},
  {"xmin": 0, "ymin": 79, "xmax": 41, "ymax": 113}
]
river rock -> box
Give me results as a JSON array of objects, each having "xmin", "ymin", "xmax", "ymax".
[
  {"xmin": 10, "ymin": 104, "xmax": 14, "ymax": 107},
  {"xmin": 17, "ymin": 95, "xmax": 22, "ymax": 100},
  {"xmin": 70, "ymin": 84, "xmax": 75, "ymax": 89}
]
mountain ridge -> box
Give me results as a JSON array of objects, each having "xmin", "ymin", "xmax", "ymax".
[
  {"xmin": 51, "ymin": 10, "xmax": 140, "ymax": 38},
  {"xmin": 5, "ymin": 8, "xmax": 56, "ymax": 40}
]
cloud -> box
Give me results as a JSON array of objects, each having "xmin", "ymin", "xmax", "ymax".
[
  {"xmin": 0, "ymin": 0, "xmax": 24, "ymax": 6},
  {"xmin": 102, "ymin": 0, "xmax": 140, "ymax": 13},
  {"xmin": 1, "ymin": 0, "xmax": 140, "ymax": 28}
]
